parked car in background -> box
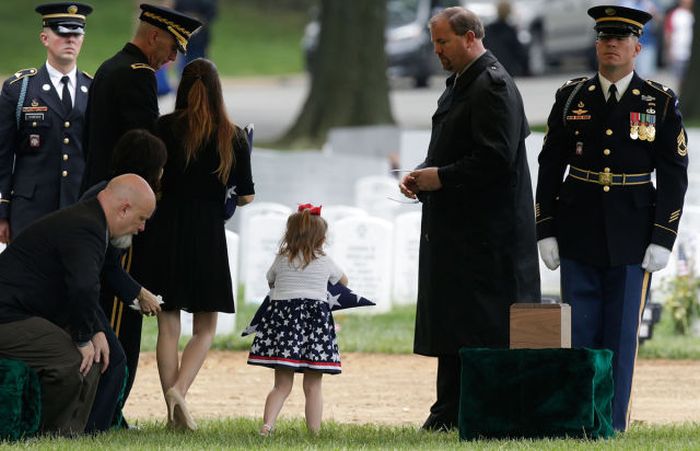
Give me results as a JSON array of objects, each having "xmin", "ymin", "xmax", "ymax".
[
  {"xmin": 466, "ymin": 0, "xmax": 608, "ymax": 75},
  {"xmin": 302, "ymin": 0, "xmax": 620, "ymax": 86}
]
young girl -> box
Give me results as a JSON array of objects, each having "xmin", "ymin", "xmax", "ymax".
[{"xmin": 247, "ymin": 204, "xmax": 348, "ymax": 435}]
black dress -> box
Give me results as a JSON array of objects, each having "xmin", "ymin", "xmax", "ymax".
[{"xmin": 131, "ymin": 115, "xmax": 254, "ymax": 313}]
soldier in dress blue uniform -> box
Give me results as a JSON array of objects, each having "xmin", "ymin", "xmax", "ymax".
[
  {"xmin": 0, "ymin": 2, "xmax": 93, "ymax": 243},
  {"xmin": 536, "ymin": 5, "xmax": 688, "ymax": 431}
]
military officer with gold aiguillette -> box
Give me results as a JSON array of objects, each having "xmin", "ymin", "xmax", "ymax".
[
  {"xmin": 0, "ymin": 3, "xmax": 93, "ymax": 243},
  {"xmin": 535, "ymin": 5, "xmax": 688, "ymax": 432}
]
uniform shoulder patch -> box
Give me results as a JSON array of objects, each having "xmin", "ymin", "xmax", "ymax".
[
  {"xmin": 81, "ymin": 70, "xmax": 93, "ymax": 79},
  {"xmin": 645, "ymin": 80, "xmax": 673, "ymax": 98},
  {"xmin": 8, "ymin": 68, "xmax": 38, "ymax": 85},
  {"xmin": 558, "ymin": 76, "xmax": 588, "ymax": 92},
  {"xmin": 130, "ymin": 63, "xmax": 155, "ymax": 72}
]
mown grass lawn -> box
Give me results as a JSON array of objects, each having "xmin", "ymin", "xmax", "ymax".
[
  {"xmin": 3, "ymin": 419, "xmax": 700, "ymax": 449},
  {"xmin": 0, "ymin": 0, "xmax": 306, "ymax": 77}
]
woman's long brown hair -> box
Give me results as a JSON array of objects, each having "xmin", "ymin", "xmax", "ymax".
[
  {"xmin": 279, "ymin": 210, "xmax": 328, "ymax": 268},
  {"xmin": 174, "ymin": 58, "xmax": 235, "ymax": 184}
]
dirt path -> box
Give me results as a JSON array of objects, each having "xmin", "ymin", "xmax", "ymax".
[{"xmin": 124, "ymin": 352, "xmax": 700, "ymax": 426}]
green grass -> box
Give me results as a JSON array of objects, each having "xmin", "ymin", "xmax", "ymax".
[
  {"xmin": 0, "ymin": 0, "xmax": 306, "ymax": 77},
  {"xmin": 2, "ymin": 419, "xmax": 699, "ymax": 449},
  {"xmin": 139, "ymin": 301, "xmax": 700, "ymax": 359}
]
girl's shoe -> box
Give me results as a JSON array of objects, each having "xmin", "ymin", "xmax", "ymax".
[{"xmin": 259, "ymin": 423, "xmax": 274, "ymax": 437}]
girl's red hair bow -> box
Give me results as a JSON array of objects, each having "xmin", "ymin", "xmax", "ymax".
[{"xmin": 298, "ymin": 203, "xmax": 322, "ymax": 216}]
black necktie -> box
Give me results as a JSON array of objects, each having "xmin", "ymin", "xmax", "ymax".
[
  {"xmin": 61, "ymin": 75, "xmax": 72, "ymax": 114},
  {"xmin": 607, "ymin": 84, "xmax": 618, "ymax": 109}
]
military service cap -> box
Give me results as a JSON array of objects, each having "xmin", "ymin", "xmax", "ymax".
[
  {"xmin": 139, "ymin": 3, "xmax": 202, "ymax": 54},
  {"xmin": 587, "ymin": 5, "xmax": 652, "ymax": 38},
  {"xmin": 35, "ymin": 2, "xmax": 93, "ymax": 35}
]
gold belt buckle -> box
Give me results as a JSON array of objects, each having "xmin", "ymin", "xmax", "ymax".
[{"xmin": 598, "ymin": 172, "xmax": 613, "ymax": 186}]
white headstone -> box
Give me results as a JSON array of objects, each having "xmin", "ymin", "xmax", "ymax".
[
  {"xmin": 525, "ymin": 132, "xmax": 545, "ymax": 188},
  {"xmin": 327, "ymin": 125, "xmax": 400, "ymax": 158},
  {"xmin": 328, "ymin": 216, "xmax": 394, "ymax": 312},
  {"xmin": 322, "ymin": 205, "xmax": 368, "ymax": 248},
  {"xmin": 399, "ymin": 130, "xmax": 431, "ymax": 171},
  {"xmin": 243, "ymin": 215, "xmax": 288, "ymax": 304},
  {"xmin": 391, "ymin": 211, "xmax": 421, "ymax": 305},
  {"xmin": 238, "ymin": 202, "xmax": 290, "ymax": 281},
  {"xmin": 539, "ymin": 263, "xmax": 561, "ymax": 300},
  {"xmin": 680, "ymin": 205, "xmax": 700, "ymax": 276},
  {"xmin": 181, "ymin": 230, "xmax": 240, "ymax": 336},
  {"xmin": 685, "ymin": 174, "xmax": 700, "ymax": 208},
  {"xmin": 354, "ymin": 175, "xmax": 404, "ymax": 220}
]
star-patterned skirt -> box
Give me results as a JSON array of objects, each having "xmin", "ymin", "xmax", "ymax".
[{"xmin": 247, "ymin": 298, "xmax": 341, "ymax": 374}]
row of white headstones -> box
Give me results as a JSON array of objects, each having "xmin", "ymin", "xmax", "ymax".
[
  {"xmin": 0, "ymin": 131, "xmax": 696, "ymax": 336},
  {"xmin": 209, "ymin": 201, "xmax": 422, "ymax": 336}
]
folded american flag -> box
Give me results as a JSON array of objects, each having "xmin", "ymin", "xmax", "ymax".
[{"xmin": 241, "ymin": 282, "xmax": 375, "ymax": 336}]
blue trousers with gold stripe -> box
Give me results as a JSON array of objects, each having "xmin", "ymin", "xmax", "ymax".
[{"xmin": 560, "ymin": 258, "xmax": 650, "ymax": 432}]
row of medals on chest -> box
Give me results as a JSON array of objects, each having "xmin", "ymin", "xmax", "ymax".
[{"xmin": 569, "ymin": 94, "xmax": 657, "ymax": 142}]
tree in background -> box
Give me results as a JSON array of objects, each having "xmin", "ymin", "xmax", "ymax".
[
  {"xmin": 276, "ymin": 0, "xmax": 395, "ymax": 148},
  {"xmin": 679, "ymin": 1, "xmax": 699, "ymax": 122}
]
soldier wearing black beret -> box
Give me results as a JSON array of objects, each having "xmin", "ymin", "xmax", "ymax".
[
  {"xmin": 0, "ymin": 2, "xmax": 93, "ymax": 243},
  {"xmin": 80, "ymin": 3, "xmax": 201, "ymax": 430},
  {"xmin": 536, "ymin": 5, "xmax": 688, "ymax": 431}
]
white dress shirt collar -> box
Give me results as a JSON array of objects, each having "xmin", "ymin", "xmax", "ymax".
[
  {"xmin": 45, "ymin": 61, "xmax": 77, "ymax": 105},
  {"xmin": 598, "ymin": 71, "xmax": 634, "ymax": 102}
]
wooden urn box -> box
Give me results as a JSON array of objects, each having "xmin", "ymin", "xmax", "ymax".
[{"xmin": 510, "ymin": 303, "xmax": 571, "ymax": 349}]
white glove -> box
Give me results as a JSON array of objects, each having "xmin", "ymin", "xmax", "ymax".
[
  {"xmin": 538, "ymin": 237, "xmax": 560, "ymax": 270},
  {"xmin": 641, "ymin": 244, "xmax": 671, "ymax": 272}
]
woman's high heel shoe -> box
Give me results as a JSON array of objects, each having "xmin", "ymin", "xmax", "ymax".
[{"xmin": 165, "ymin": 387, "xmax": 198, "ymax": 431}]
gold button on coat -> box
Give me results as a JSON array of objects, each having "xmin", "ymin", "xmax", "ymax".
[
  {"xmin": 62, "ymin": 170, "xmax": 68, "ymax": 177},
  {"xmin": 32, "ymin": 121, "xmax": 37, "ymax": 127},
  {"xmin": 603, "ymin": 186, "xmax": 610, "ymax": 192},
  {"xmin": 63, "ymin": 137, "xmax": 69, "ymax": 144},
  {"xmin": 604, "ymin": 167, "xmax": 611, "ymax": 173},
  {"xmin": 604, "ymin": 148, "xmax": 611, "ymax": 156},
  {"xmin": 606, "ymin": 129, "xmax": 613, "ymax": 136},
  {"xmin": 63, "ymin": 154, "xmax": 68, "ymax": 161},
  {"xmin": 64, "ymin": 121, "xmax": 70, "ymax": 128}
]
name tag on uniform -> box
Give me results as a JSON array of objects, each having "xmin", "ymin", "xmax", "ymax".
[
  {"xmin": 24, "ymin": 113, "xmax": 44, "ymax": 121},
  {"xmin": 29, "ymin": 134, "xmax": 40, "ymax": 148}
]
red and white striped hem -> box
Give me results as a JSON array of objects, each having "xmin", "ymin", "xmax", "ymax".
[{"xmin": 247, "ymin": 354, "xmax": 341, "ymax": 372}]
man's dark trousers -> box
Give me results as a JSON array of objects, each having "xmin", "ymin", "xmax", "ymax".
[
  {"xmin": 0, "ymin": 317, "xmax": 100, "ymax": 435},
  {"xmin": 423, "ymin": 355, "xmax": 460, "ymax": 431},
  {"xmin": 85, "ymin": 311, "xmax": 127, "ymax": 433}
]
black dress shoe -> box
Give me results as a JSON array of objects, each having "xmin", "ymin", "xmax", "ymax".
[{"xmin": 421, "ymin": 414, "xmax": 457, "ymax": 432}]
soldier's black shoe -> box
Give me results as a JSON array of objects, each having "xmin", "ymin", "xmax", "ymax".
[{"xmin": 421, "ymin": 413, "xmax": 457, "ymax": 432}]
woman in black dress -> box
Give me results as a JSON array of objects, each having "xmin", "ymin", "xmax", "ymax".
[{"xmin": 131, "ymin": 58, "xmax": 254, "ymax": 430}]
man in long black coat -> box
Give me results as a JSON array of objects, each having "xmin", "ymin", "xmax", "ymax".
[{"xmin": 400, "ymin": 6, "xmax": 540, "ymax": 431}]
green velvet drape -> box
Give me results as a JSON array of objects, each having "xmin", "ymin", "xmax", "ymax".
[{"xmin": 458, "ymin": 348, "xmax": 615, "ymax": 440}]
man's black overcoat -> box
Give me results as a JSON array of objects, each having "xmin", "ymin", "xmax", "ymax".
[{"xmin": 413, "ymin": 51, "xmax": 541, "ymax": 356}]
